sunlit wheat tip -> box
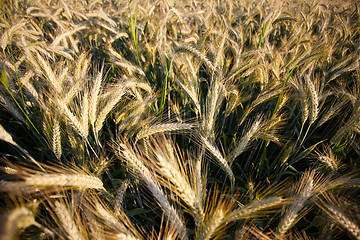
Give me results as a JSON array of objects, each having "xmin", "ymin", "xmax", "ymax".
[{"xmin": 24, "ymin": 174, "xmax": 104, "ymax": 190}]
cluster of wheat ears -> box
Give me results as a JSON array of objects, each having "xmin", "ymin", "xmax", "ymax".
[{"xmin": 0, "ymin": 0, "xmax": 359, "ymax": 239}]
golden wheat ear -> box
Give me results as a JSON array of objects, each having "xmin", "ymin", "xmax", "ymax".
[
  {"xmin": 115, "ymin": 139, "xmax": 188, "ymax": 239},
  {"xmin": 196, "ymin": 187, "xmax": 235, "ymax": 240},
  {"xmin": 200, "ymin": 135, "xmax": 235, "ymax": 190},
  {"xmin": 142, "ymin": 135, "xmax": 205, "ymax": 227},
  {"xmin": 316, "ymin": 194, "xmax": 360, "ymax": 240}
]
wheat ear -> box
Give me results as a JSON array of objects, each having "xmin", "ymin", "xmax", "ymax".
[
  {"xmin": 114, "ymin": 179, "xmax": 130, "ymax": 216},
  {"xmin": 94, "ymin": 85, "xmax": 126, "ymax": 134},
  {"xmin": 74, "ymin": 52, "xmax": 90, "ymax": 81},
  {"xmin": 56, "ymin": 99, "xmax": 88, "ymax": 138},
  {"xmin": 89, "ymin": 70, "xmax": 103, "ymax": 127},
  {"xmin": 175, "ymin": 45, "xmax": 216, "ymax": 72},
  {"xmin": 0, "ymin": 93, "xmax": 26, "ymax": 123},
  {"xmin": 289, "ymin": 78, "xmax": 309, "ymax": 127},
  {"xmin": 198, "ymin": 209, "xmax": 225, "ymax": 240},
  {"xmin": 228, "ymin": 117, "xmax": 262, "ymax": 164},
  {"xmin": 19, "ymin": 70, "xmax": 40, "ymax": 102},
  {"xmin": 136, "ymin": 123, "xmax": 194, "ymax": 142},
  {"xmin": 52, "ymin": 117, "xmax": 62, "ymax": 159},
  {"xmin": 330, "ymin": 106, "xmax": 360, "ymax": 145},
  {"xmin": 250, "ymin": 87, "xmax": 283, "ymax": 110},
  {"xmin": 316, "ymin": 101, "xmax": 344, "ymax": 128},
  {"xmin": 0, "ymin": 181, "xmax": 38, "ymax": 194},
  {"xmin": 24, "ymin": 173, "xmax": 104, "ymax": 190},
  {"xmin": 176, "ymin": 79, "xmax": 201, "ymax": 114},
  {"xmin": 0, "ymin": 166, "xmax": 17, "ymax": 174},
  {"xmin": 240, "ymin": 86, "xmax": 282, "ymax": 125},
  {"xmin": 62, "ymin": 80, "xmax": 85, "ymax": 105},
  {"xmin": 95, "ymin": 202, "xmax": 138, "ymax": 238},
  {"xmin": 92, "ymin": 194, "xmax": 139, "ymax": 239},
  {"xmin": 81, "ymin": 91, "xmax": 90, "ymax": 135},
  {"xmin": 304, "ymin": 74, "xmax": 318, "ymax": 125},
  {"xmin": 325, "ymin": 205, "xmax": 360, "ymax": 240},
  {"xmin": 203, "ymin": 81, "xmax": 225, "ymax": 139},
  {"xmin": 83, "ymin": 209, "xmax": 104, "ymax": 240},
  {"xmin": 226, "ymin": 197, "xmax": 284, "ymax": 222},
  {"xmin": 119, "ymin": 143, "xmax": 188, "ymax": 239},
  {"xmin": 277, "ymin": 176, "xmax": 314, "ymax": 236},
  {"xmin": 36, "ymin": 53, "xmax": 62, "ymax": 93},
  {"xmin": 201, "ymin": 135, "xmax": 235, "ymax": 188},
  {"xmin": 154, "ymin": 146, "xmax": 204, "ymax": 226},
  {"xmin": 54, "ymin": 201, "xmax": 84, "ymax": 240}
]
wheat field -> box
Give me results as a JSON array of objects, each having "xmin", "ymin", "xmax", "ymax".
[{"xmin": 0, "ymin": 0, "xmax": 359, "ymax": 239}]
